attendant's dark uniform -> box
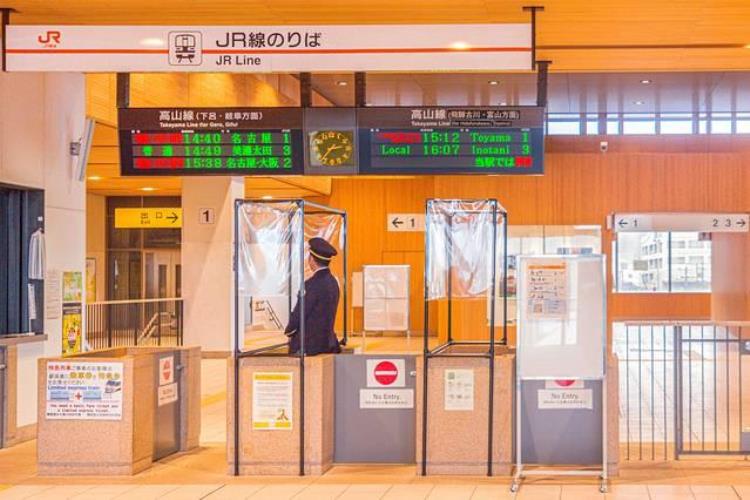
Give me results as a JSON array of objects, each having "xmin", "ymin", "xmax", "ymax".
[{"xmin": 285, "ymin": 238, "xmax": 341, "ymax": 355}]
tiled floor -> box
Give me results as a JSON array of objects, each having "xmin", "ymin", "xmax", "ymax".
[{"xmin": 5, "ymin": 353, "xmax": 750, "ymax": 499}]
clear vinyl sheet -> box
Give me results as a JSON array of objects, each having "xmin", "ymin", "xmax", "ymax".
[
  {"xmin": 426, "ymin": 199, "xmax": 505, "ymax": 300},
  {"xmin": 237, "ymin": 201, "xmax": 344, "ymax": 299}
]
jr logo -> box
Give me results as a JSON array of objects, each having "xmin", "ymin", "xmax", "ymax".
[{"xmin": 37, "ymin": 30, "xmax": 62, "ymax": 47}]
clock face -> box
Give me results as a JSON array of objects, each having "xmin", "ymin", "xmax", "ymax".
[{"xmin": 310, "ymin": 130, "xmax": 355, "ymax": 167}]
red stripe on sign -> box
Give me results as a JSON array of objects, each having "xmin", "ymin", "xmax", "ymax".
[{"xmin": 7, "ymin": 46, "xmax": 530, "ymax": 55}]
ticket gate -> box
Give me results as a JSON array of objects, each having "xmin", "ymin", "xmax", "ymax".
[
  {"xmin": 334, "ymin": 354, "xmax": 417, "ymax": 463},
  {"xmin": 153, "ymin": 350, "xmax": 181, "ymax": 460},
  {"xmin": 0, "ymin": 347, "xmax": 5, "ymax": 448}
]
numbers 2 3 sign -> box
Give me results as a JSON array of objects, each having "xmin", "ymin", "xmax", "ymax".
[
  {"xmin": 6, "ymin": 24, "xmax": 531, "ymax": 73},
  {"xmin": 612, "ymin": 213, "xmax": 749, "ymax": 233}
]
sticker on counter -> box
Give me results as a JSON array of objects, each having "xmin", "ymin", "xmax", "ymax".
[
  {"xmin": 538, "ymin": 388, "xmax": 593, "ymax": 410},
  {"xmin": 444, "ymin": 369, "xmax": 474, "ymax": 411},
  {"xmin": 359, "ymin": 389, "xmax": 414, "ymax": 409},
  {"xmin": 252, "ymin": 372, "xmax": 293, "ymax": 430},
  {"xmin": 46, "ymin": 361, "xmax": 123, "ymax": 420},
  {"xmin": 158, "ymin": 382, "xmax": 179, "ymax": 406}
]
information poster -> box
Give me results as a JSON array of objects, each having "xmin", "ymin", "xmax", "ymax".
[
  {"xmin": 157, "ymin": 356, "xmax": 179, "ymax": 407},
  {"xmin": 252, "ymin": 372, "xmax": 293, "ymax": 430},
  {"xmin": 61, "ymin": 304, "xmax": 82, "ymax": 355},
  {"xmin": 526, "ymin": 263, "xmax": 567, "ymax": 319},
  {"xmin": 46, "ymin": 361, "xmax": 123, "ymax": 420},
  {"xmin": 45, "ymin": 269, "xmax": 62, "ymax": 319},
  {"xmin": 444, "ymin": 369, "xmax": 474, "ymax": 411},
  {"xmin": 63, "ymin": 271, "xmax": 83, "ymax": 302}
]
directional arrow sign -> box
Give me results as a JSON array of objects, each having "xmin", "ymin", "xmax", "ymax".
[
  {"xmin": 115, "ymin": 208, "xmax": 183, "ymax": 229},
  {"xmin": 387, "ymin": 213, "xmax": 425, "ymax": 232},
  {"xmin": 612, "ymin": 213, "xmax": 750, "ymax": 233}
]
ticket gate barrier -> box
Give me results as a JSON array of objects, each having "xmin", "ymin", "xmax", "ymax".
[
  {"xmin": 335, "ymin": 354, "xmax": 417, "ymax": 463},
  {"xmin": 153, "ymin": 349, "xmax": 182, "ymax": 460}
]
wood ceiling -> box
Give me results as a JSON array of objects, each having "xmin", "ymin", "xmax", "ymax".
[{"xmin": 6, "ymin": 0, "xmax": 750, "ymax": 71}]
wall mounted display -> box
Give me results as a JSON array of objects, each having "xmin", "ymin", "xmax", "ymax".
[{"xmin": 119, "ymin": 107, "xmax": 544, "ymax": 177}]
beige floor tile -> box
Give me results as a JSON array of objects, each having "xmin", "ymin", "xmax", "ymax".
[
  {"xmin": 427, "ymin": 485, "xmax": 476, "ymax": 500},
  {"xmin": 24, "ymin": 485, "xmax": 98, "ymax": 500},
  {"xmin": 248, "ymin": 484, "xmax": 307, "ymax": 500},
  {"xmin": 157, "ymin": 484, "xmax": 224, "ymax": 500},
  {"xmin": 560, "ymin": 484, "xmax": 605, "ymax": 499},
  {"xmin": 733, "ymin": 486, "xmax": 750, "ymax": 499},
  {"xmin": 113, "ymin": 485, "xmax": 181, "ymax": 500},
  {"xmin": 515, "ymin": 485, "xmax": 562, "ymax": 500},
  {"xmin": 648, "ymin": 485, "xmax": 695, "ymax": 499},
  {"xmin": 471, "ymin": 485, "xmax": 516, "ymax": 500},
  {"xmin": 691, "ymin": 485, "xmax": 739, "ymax": 499},
  {"xmin": 381, "ymin": 484, "xmax": 435, "ymax": 500},
  {"xmin": 0, "ymin": 486, "xmax": 55, "ymax": 500},
  {"xmin": 604, "ymin": 484, "xmax": 649, "ymax": 499},
  {"xmin": 69, "ymin": 485, "xmax": 140, "ymax": 500},
  {"xmin": 338, "ymin": 484, "xmax": 393, "ymax": 500},
  {"xmin": 292, "ymin": 484, "xmax": 350, "ymax": 500},
  {"xmin": 203, "ymin": 484, "xmax": 266, "ymax": 499}
]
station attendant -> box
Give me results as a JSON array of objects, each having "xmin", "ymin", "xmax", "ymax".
[{"xmin": 285, "ymin": 237, "xmax": 342, "ymax": 355}]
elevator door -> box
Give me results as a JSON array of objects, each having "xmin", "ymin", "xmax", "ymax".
[
  {"xmin": 143, "ymin": 250, "xmax": 181, "ymax": 299},
  {"xmin": 153, "ymin": 351, "xmax": 181, "ymax": 460}
]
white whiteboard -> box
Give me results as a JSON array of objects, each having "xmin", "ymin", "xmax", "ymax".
[
  {"xmin": 517, "ymin": 255, "xmax": 605, "ymax": 379},
  {"xmin": 363, "ymin": 265, "xmax": 410, "ymax": 331}
]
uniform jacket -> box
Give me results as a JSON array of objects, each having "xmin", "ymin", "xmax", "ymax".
[{"xmin": 285, "ymin": 267, "xmax": 341, "ymax": 355}]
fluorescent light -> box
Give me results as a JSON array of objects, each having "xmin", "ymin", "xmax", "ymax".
[
  {"xmin": 633, "ymin": 100, "xmax": 645, "ymax": 105},
  {"xmin": 87, "ymin": 175, "xmax": 103, "ymax": 181},
  {"xmin": 261, "ymin": 195, "xmax": 273, "ymax": 200},
  {"xmin": 500, "ymin": 101, "xmax": 508, "ymax": 106},
  {"xmin": 640, "ymin": 79, "xmax": 652, "ymax": 85},
  {"xmin": 488, "ymin": 80, "xmax": 499, "ymax": 86},
  {"xmin": 449, "ymin": 41, "xmax": 471, "ymax": 50},
  {"xmin": 140, "ymin": 37, "xmax": 165, "ymax": 47},
  {"xmin": 336, "ymin": 80, "xmax": 348, "ymax": 87},
  {"xmin": 140, "ymin": 187, "xmax": 157, "ymax": 192}
]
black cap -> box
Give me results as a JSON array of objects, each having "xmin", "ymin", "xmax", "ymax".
[{"xmin": 309, "ymin": 237, "xmax": 337, "ymax": 261}]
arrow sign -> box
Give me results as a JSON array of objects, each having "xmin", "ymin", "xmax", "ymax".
[
  {"xmin": 617, "ymin": 219, "xmax": 628, "ymax": 228},
  {"xmin": 613, "ymin": 213, "xmax": 749, "ymax": 233},
  {"xmin": 387, "ymin": 213, "xmax": 425, "ymax": 232},
  {"xmin": 167, "ymin": 212, "xmax": 179, "ymax": 224}
]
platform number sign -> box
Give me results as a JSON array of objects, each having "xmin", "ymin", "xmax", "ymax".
[
  {"xmin": 199, "ymin": 208, "xmax": 215, "ymax": 225},
  {"xmin": 387, "ymin": 213, "xmax": 425, "ymax": 232}
]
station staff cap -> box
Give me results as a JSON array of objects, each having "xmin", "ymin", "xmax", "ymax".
[{"xmin": 309, "ymin": 237, "xmax": 337, "ymax": 261}]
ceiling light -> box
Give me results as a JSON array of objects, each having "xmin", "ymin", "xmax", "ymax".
[
  {"xmin": 336, "ymin": 80, "xmax": 348, "ymax": 87},
  {"xmin": 139, "ymin": 37, "xmax": 165, "ymax": 47},
  {"xmin": 500, "ymin": 101, "xmax": 508, "ymax": 106},
  {"xmin": 261, "ymin": 195, "xmax": 273, "ymax": 200},
  {"xmin": 640, "ymin": 79, "xmax": 652, "ymax": 85},
  {"xmin": 87, "ymin": 175, "xmax": 103, "ymax": 181},
  {"xmin": 140, "ymin": 187, "xmax": 157, "ymax": 192},
  {"xmin": 488, "ymin": 80, "xmax": 499, "ymax": 86},
  {"xmin": 633, "ymin": 100, "xmax": 645, "ymax": 105},
  {"xmin": 449, "ymin": 41, "xmax": 471, "ymax": 50}
]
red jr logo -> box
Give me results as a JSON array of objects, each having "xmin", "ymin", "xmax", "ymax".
[{"xmin": 37, "ymin": 30, "xmax": 62, "ymax": 47}]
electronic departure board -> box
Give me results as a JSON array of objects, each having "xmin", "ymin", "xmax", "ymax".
[
  {"xmin": 118, "ymin": 106, "xmax": 544, "ymax": 176},
  {"xmin": 118, "ymin": 108, "xmax": 304, "ymax": 176},
  {"xmin": 357, "ymin": 107, "xmax": 544, "ymax": 174}
]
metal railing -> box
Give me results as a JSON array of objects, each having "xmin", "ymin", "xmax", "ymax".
[
  {"xmin": 614, "ymin": 321, "xmax": 749, "ymax": 461},
  {"xmin": 86, "ymin": 298, "xmax": 183, "ymax": 350}
]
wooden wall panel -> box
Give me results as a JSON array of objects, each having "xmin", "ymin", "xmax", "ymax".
[
  {"xmin": 711, "ymin": 233, "xmax": 750, "ymax": 321},
  {"xmin": 319, "ymin": 136, "xmax": 750, "ymax": 343}
]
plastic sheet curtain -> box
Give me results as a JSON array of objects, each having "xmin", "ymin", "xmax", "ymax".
[{"xmin": 425, "ymin": 199, "xmax": 503, "ymax": 300}]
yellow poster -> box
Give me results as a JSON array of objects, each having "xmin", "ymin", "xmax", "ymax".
[
  {"xmin": 62, "ymin": 304, "xmax": 82, "ymax": 355},
  {"xmin": 63, "ymin": 271, "xmax": 83, "ymax": 303},
  {"xmin": 86, "ymin": 258, "xmax": 96, "ymax": 301}
]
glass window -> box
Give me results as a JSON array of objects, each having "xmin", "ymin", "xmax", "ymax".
[
  {"xmin": 670, "ymin": 232, "xmax": 711, "ymax": 292},
  {"xmin": 607, "ymin": 116, "xmax": 621, "ymax": 135},
  {"xmin": 615, "ymin": 232, "xmax": 670, "ymax": 292},
  {"xmin": 711, "ymin": 113, "xmax": 732, "ymax": 134},
  {"xmin": 623, "ymin": 114, "xmax": 656, "ymax": 135},
  {"xmin": 547, "ymin": 120, "xmax": 581, "ymax": 135},
  {"xmin": 661, "ymin": 113, "xmax": 693, "ymax": 134}
]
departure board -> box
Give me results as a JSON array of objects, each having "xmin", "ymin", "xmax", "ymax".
[
  {"xmin": 358, "ymin": 107, "xmax": 544, "ymax": 175},
  {"xmin": 118, "ymin": 108, "xmax": 304, "ymax": 176}
]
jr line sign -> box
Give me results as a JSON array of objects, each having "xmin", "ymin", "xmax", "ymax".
[
  {"xmin": 6, "ymin": 24, "xmax": 532, "ymax": 72},
  {"xmin": 612, "ymin": 213, "xmax": 750, "ymax": 233}
]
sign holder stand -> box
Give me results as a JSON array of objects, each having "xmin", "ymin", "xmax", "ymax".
[{"xmin": 510, "ymin": 255, "xmax": 608, "ymax": 494}]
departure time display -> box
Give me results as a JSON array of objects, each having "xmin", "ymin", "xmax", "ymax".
[
  {"xmin": 118, "ymin": 108, "xmax": 304, "ymax": 176},
  {"xmin": 358, "ymin": 107, "xmax": 544, "ymax": 174}
]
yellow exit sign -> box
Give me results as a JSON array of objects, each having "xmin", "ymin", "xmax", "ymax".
[{"xmin": 114, "ymin": 208, "xmax": 182, "ymax": 229}]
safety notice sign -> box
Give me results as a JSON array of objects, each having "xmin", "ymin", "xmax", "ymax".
[
  {"xmin": 366, "ymin": 359, "xmax": 405, "ymax": 388},
  {"xmin": 46, "ymin": 361, "xmax": 123, "ymax": 420},
  {"xmin": 252, "ymin": 372, "xmax": 293, "ymax": 430},
  {"xmin": 538, "ymin": 380, "xmax": 592, "ymax": 410},
  {"xmin": 159, "ymin": 356, "xmax": 174, "ymax": 386},
  {"xmin": 359, "ymin": 389, "xmax": 414, "ymax": 409}
]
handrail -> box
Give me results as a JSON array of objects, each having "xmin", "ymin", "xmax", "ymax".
[
  {"xmin": 87, "ymin": 297, "xmax": 183, "ymax": 306},
  {"xmin": 620, "ymin": 319, "xmax": 750, "ymax": 327}
]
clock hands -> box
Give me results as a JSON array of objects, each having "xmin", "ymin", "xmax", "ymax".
[{"xmin": 320, "ymin": 144, "xmax": 343, "ymax": 162}]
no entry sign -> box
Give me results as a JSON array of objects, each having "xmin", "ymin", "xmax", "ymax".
[{"xmin": 366, "ymin": 358, "xmax": 405, "ymax": 388}]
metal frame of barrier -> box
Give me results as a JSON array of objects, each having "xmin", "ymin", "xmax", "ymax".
[
  {"xmin": 421, "ymin": 198, "xmax": 508, "ymax": 476},
  {"xmin": 0, "ymin": 346, "xmax": 5, "ymax": 448},
  {"xmin": 232, "ymin": 199, "xmax": 348, "ymax": 476},
  {"xmin": 86, "ymin": 298, "xmax": 184, "ymax": 349}
]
